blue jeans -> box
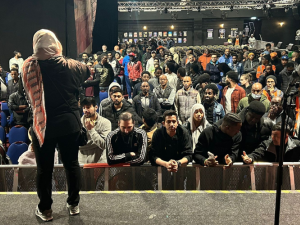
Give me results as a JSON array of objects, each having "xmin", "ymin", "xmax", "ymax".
[{"xmin": 124, "ymin": 75, "xmax": 132, "ymax": 99}]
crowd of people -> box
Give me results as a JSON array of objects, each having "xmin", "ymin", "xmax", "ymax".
[{"xmin": 1, "ymin": 29, "xmax": 300, "ymax": 221}]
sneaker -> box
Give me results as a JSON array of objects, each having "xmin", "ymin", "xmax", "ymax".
[
  {"xmin": 67, "ymin": 203, "xmax": 80, "ymax": 216},
  {"xmin": 35, "ymin": 206, "xmax": 53, "ymax": 222}
]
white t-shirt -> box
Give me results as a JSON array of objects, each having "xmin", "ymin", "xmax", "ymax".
[{"xmin": 225, "ymin": 87, "xmax": 235, "ymax": 114}]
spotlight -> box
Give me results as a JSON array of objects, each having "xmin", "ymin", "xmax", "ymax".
[
  {"xmin": 220, "ymin": 24, "xmax": 224, "ymax": 28},
  {"xmin": 279, "ymin": 22, "xmax": 284, "ymax": 27},
  {"xmin": 164, "ymin": 8, "xmax": 168, "ymax": 14},
  {"xmin": 230, "ymin": 5, "xmax": 234, "ymax": 11},
  {"xmin": 171, "ymin": 25, "xmax": 174, "ymax": 29},
  {"xmin": 143, "ymin": 26, "xmax": 147, "ymax": 30}
]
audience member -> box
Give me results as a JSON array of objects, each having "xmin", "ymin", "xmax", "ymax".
[
  {"xmin": 262, "ymin": 75, "xmax": 283, "ymax": 101},
  {"xmin": 203, "ymin": 84, "xmax": 225, "ymax": 124},
  {"xmin": 149, "ymin": 67, "xmax": 162, "ymax": 88},
  {"xmin": 165, "ymin": 62, "xmax": 178, "ymax": 90},
  {"xmin": 183, "ymin": 104, "xmax": 211, "ymax": 151},
  {"xmin": 127, "ymin": 52, "xmax": 143, "ymax": 90},
  {"xmin": 218, "ymin": 48, "xmax": 233, "ymax": 64},
  {"xmin": 258, "ymin": 64, "xmax": 275, "ymax": 87},
  {"xmin": 7, "ymin": 68, "xmax": 19, "ymax": 97},
  {"xmin": 122, "ymin": 48, "xmax": 132, "ymax": 99},
  {"xmin": 132, "ymin": 71, "xmax": 154, "ymax": 98},
  {"xmin": 80, "ymin": 52, "xmax": 89, "ymax": 64},
  {"xmin": 148, "ymin": 58, "xmax": 160, "ymax": 77},
  {"xmin": 244, "ymin": 52, "xmax": 259, "ymax": 77},
  {"xmin": 237, "ymin": 82, "xmax": 271, "ymax": 113},
  {"xmin": 153, "ymin": 74, "xmax": 176, "ymax": 113},
  {"xmin": 279, "ymin": 62, "xmax": 296, "ymax": 93},
  {"xmin": 106, "ymin": 112, "xmax": 147, "ymax": 165},
  {"xmin": 228, "ymin": 54, "xmax": 244, "ymax": 77},
  {"xmin": 95, "ymin": 54, "xmax": 114, "ymax": 92},
  {"xmin": 102, "ymin": 88, "xmax": 142, "ymax": 130},
  {"xmin": 240, "ymin": 73, "xmax": 252, "ymax": 95},
  {"xmin": 146, "ymin": 50, "xmax": 157, "ymax": 71},
  {"xmin": 175, "ymin": 76, "xmax": 201, "ymax": 124},
  {"xmin": 256, "ymin": 54, "xmax": 276, "ymax": 79},
  {"xmin": 132, "ymin": 81, "xmax": 161, "ymax": 118},
  {"xmin": 248, "ymin": 34, "xmax": 256, "ymax": 48},
  {"xmin": 107, "ymin": 51, "xmax": 121, "ymax": 84},
  {"xmin": 176, "ymin": 67, "xmax": 185, "ymax": 91},
  {"xmin": 149, "ymin": 110, "xmax": 193, "ymax": 172},
  {"xmin": 189, "ymin": 63, "xmax": 202, "ymax": 89},
  {"xmin": 274, "ymin": 55, "xmax": 288, "ymax": 87},
  {"xmin": 185, "ymin": 54, "xmax": 203, "ymax": 76},
  {"xmin": 206, "ymin": 53, "xmax": 221, "ymax": 83},
  {"xmin": 9, "ymin": 51, "xmax": 24, "ymax": 73},
  {"xmin": 78, "ymin": 97, "xmax": 111, "ymax": 164},
  {"xmin": 193, "ymin": 113, "xmax": 242, "ymax": 167},
  {"xmin": 242, "ymin": 123, "xmax": 300, "ymax": 163},
  {"xmin": 198, "ymin": 48, "xmax": 212, "ymax": 70},
  {"xmin": 221, "ymin": 71, "xmax": 246, "ymax": 114},
  {"xmin": 270, "ymin": 52, "xmax": 280, "ymax": 66}
]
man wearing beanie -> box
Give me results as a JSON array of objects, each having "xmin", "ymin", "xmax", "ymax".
[
  {"xmin": 197, "ymin": 73, "xmax": 222, "ymax": 102},
  {"xmin": 262, "ymin": 75, "xmax": 283, "ymax": 101},
  {"xmin": 256, "ymin": 54, "xmax": 276, "ymax": 79},
  {"xmin": 193, "ymin": 113, "xmax": 242, "ymax": 167},
  {"xmin": 221, "ymin": 71, "xmax": 246, "ymax": 114}
]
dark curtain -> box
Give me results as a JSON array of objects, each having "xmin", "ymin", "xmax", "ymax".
[{"xmin": 92, "ymin": 0, "xmax": 118, "ymax": 53}]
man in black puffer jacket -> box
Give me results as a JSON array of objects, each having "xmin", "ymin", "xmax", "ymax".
[{"xmin": 102, "ymin": 87, "xmax": 142, "ymax": 130}]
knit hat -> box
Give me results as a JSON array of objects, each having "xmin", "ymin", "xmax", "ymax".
[
  {"xmin": 248, "ymin": 101, "xmax": 266, "ymax": 116},
  {"xmin": 270, "ymin": 52, "xmax": 277, "ymax": 58},
  {"xmin": 223, "ymin": 113, "xmax": 242, "ymax": 124},
  {"xmin": 198, "ymin": 73, "xmax": 211, "ymax": 84},
  {"xmin": 226, "ymin": 71, "xmax": 239, "ymax": 83},
  {"xmin": 266, "ymin": 75, "xmax": 277, "ymax": 84},
  {"xmin": 248, "ymin": 52, "xmax": 255, "ymax": 57}
]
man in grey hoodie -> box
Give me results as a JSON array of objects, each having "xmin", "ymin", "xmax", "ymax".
[{"xmin": 79, "ymin": 97, "xmax": 111, "ymax": 164}]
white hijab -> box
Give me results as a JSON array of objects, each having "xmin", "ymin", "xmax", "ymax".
[
  {"xmin": 188, "ymin": 104, "xmax": 211, "ymax": 151},
  {"xmin": 32, "ymin": 29, "xmax": 62, "ymax": 60}
]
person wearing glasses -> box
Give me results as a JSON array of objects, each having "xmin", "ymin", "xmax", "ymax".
[{"xmin": 262, "ymin": 75, "xmax": 283, "ymax": 102}]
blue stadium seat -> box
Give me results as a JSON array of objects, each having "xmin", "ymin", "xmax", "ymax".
[
  {"xmin": 0, "ymin": 126, "xmax": 5, "ymax": 143},
  {"xmin": 99, "ymin": 91, "xmax": 108, "ymax": 103},
  {"xmin": 1, "ymin": 102, "xmax": 9, "ymax": 117},
  {"xmin": 0, "ymin": 112, "xmax": 7, "ymax": 127},
  {"xmin": 6, "ymin": 142, "xmax": 28, "ymax": 164},
  {"xmin": 9, "ymin": 126, "xmax": 29, "ymax": 144},
  {"xmin": 9, "ymin": 113, "xmax": 14, "ymax": 127}
]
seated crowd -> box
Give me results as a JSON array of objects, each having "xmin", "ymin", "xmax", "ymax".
[{"xmin": 1, "ymin": 40, "xmax": 300, "ymax": 170}]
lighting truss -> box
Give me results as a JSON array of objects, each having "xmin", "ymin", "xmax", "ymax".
[{"xmin": 118, "ymin": 0, "xmax": 300, "ymax": 12}]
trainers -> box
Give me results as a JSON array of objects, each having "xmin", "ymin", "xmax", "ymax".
[
  {"xmin": 67, "ymin": 203, "xmax": 80, "ymax": 216},
  {"xmin": 35, "ymin": 206, "xmax": 53, "ymax": 222}
]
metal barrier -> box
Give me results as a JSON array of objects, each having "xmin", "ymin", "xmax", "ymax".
[{"xmin": 1, "ymin": 162, "xmax": 300, "ymax": 192}]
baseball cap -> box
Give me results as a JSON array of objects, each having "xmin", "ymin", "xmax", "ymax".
[
  {"xmin": 128, "ymin": 52, "xmax": 135, "ymax": 57},
  {"xmin": 281, "ymin": 55, "xmax": 288, "ymax": 60}
]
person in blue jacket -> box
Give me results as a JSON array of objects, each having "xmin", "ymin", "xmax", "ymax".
[
  {"xmin": 122, "ymin": 49, "xmax": 132, "ymax": 99},
  {"xmin": 218, "ymin": 48, "xmax": 233, "ymax": 65}
]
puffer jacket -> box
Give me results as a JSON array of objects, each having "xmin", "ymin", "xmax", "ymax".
[
  {"xmin": 94, "ymin": 62, "xmax": 114, "ymax": 87},
  {"xmin": 132, "ymin": 92, "xmax": 162, "ymax": 118},
  {"xmin": 127, "ymin": 60, "xmax": 143, "ymax": 81},
  {"xmin": 174, "ymin": 87, "xmax": 201, "ymax": 123}
]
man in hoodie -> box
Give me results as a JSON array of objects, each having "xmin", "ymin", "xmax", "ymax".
[
  {"xmin": 237, "ymin": 82, "xmax": 271, "ymax": 113},
  {"xmin": 278, "ymin": 62, "xmax": 296, "ymax": 93},
  {"xmin": 132, "ymin": 81, "xmax": 161, "ymax": 119},
  {"xmin": 99, "ymin": 82, "xmax": 122, "ymax": 115},
  {"xmin": 106, "ymin": 112, "xmax": 147, "ymax": 165},
  {"xmin": 193, "ymin": 113, "xmax": 242, "ymax": 167},
  {"xmin": 102, "ymin": 87, "xmax": 142, "ymax": 130},
  {"xmin": 198, "ymin": 48, "xmax": 211, "ymax": 70},
  {"xmin": 175, "ymin": 76, "xmax": 201, "ymax": 124},
  {"xmin": 242, "ymin": 123, "xmax": 300, "ymax": 163},
  {"xmin": 132, "ymin": 71, "xmax": 154, "ymax": 98},
  {"xmin": 206, "ymin": 54, "xmax": 221, "ymax": 83},
  {"xmin": 78, "ymin": 97, "xmax": 111, "ymax": 164},
  {"xmin": 94, "ymin": 54, "xmax": 114, "ymax": 92},
  {"xmin": 218, "ymin": 48, "xmax": 233, "ymax": 65}
]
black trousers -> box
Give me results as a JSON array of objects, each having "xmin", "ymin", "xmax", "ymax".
[{"xmin": 32, "ymin": 130, "xmax": 81, "ymax": 211}]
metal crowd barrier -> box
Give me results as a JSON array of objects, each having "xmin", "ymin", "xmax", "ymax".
[{"xmin": 1, "ymin": 162, "xmax": 300, "ymax": 192}]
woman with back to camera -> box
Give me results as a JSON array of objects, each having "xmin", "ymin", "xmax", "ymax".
[{"xmin": 22, "ymin": 29, "xmax": 90, "ymax": 222}]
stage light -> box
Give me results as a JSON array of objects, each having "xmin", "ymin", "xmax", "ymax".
[
  {"xmin": 251, "ymin": 17, "xmax": 257, "ymax": 20},
  {"xmin": 143, "ymin": 26, "xmax": 147, "ymax": 30},
  {"xmin": 220, "ymin": 24, "xmax": 224, "ymax": 28},
  {"xmin": 171, "ymin": 25, "xmax": 174, "ymax": 29},
  {"xmin": 279, "ymin": 22, "xmax": 284, "ymax": 27}
]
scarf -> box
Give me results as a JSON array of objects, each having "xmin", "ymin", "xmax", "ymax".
[{"xmin": 22, "ymin": 29, "xmax": 62, "ymax": 147}]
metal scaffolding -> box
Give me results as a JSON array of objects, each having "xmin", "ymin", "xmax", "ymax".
[{"xmin": 118, "ymin": 0, "xmax": 300, "ymax": 12}]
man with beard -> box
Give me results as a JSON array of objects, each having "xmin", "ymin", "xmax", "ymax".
[
  {"xmin": 132, "ymin": 81, "xmax": 161, "ymax": 118},
  {"xmin": 102, "ymin": 87, "xmax": 142, "ymax": 130},
  {"xmin": 9, "ymin": 51, "xmax": 24, "ymax": 73},
  {"xmin": 106, "ymin": 112, "xmax": 147, "ymax": 165},
  {"xmin": 94, "ymin": 54, "xmax": 114, "ymax": 92},
  {"xmin": 228, "ymin": 54, "xmax": 244, "ymax": 77},
  {"xmin": 78, "ymin": 97, "xmax": 111, "ymax": 164},
  {"xmin": 149, "ymin": 110, "xmax": 193, "ymax": 172},
  {"xmin": 132, "ymin": 71, "xmax": 154, "ymax": 98},
  {"xmin": 218, "ymin": 48, "xmax": 233, "ymax": 65},
  {"xmin": 203, "ymin": 84, "xmax": 225, "ymax": 124},
  {"xmin": 185, "ymin": 54, "xmax": 203, "ymax": 76}
]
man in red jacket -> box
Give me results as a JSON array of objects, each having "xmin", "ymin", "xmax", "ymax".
[
  {"xmin": 221, "ymin": 71, "xmax": 246, "ymax": 114},
  {"xmin": 127, "ymin": 52, "xmax": 143, "ymax": 94}
]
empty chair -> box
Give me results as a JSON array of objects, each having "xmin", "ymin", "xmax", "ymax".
[
  {"xmin": 0, "ymin": 126, "xmax": 5, "ymax": 143},
  {"xmin": 0, "ymin": 112, "xmax": 7, "ymax": 127},
  {"xmin": 9, "ymin": 113, "xmax": 14, "ymax": 127},
  {"xmin": 6, "ymin": 142, "xmax": 28, "ymax": 164},
  {"xmin": 1, "ymin": 102, "xmax": 9, "ymax": 117},
  {"xmin": 9, "ymin": 126, "xmax": 28, "ymax": 144},
  {"xmin": 99, "ymin": 91, "xmax": 108, "ymax": 103}
]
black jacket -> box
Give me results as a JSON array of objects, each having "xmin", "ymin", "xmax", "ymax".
[
  {"xmin": 149, "ymin": 125, "xmax": 193, "ymax": 165},
  {"xmin": 7, "ymin": 79, "xmax": 19, "ymax": 97},
  {"xmin": 193, "ymin": 124, "xmax": 242, "ymax": 165},
  {"xmin": 102, "ymin": 101, "xmax": 143, "ymax": 130},
  {"xmin": 106, "ymin": 127, "xmax": 147, "ymax": 165},
  {"xmin": 189, "ymin": 73, "xmax": 202, "ymax": 89},
  {"xmin": 82, "ymin": 72, "xmax": 100, "ymax": 98},
  {"xmin": 94, "ymin": 62, "xmax": 114, "ymax": 87},
  {"xmin": 8, "ymin": 92, "xmax": 30, "ymax": 126},
  {"xmin": 248, "ymin": 138, "xmax": 300, "ymax": 162},
  {"xmin": 132, "ymin": 82, "xmax": 154, "ymax": 98},
  {"xmin": 185, "ymin": 61, "xmax": 203, "ymax": 76},
  {"xmin": 38, "ymin": 56, "xmax": 90, "ymax": 138},
  {"xmin": 132, "ymin": 92, "xmax": 162, "ymax": 118}
]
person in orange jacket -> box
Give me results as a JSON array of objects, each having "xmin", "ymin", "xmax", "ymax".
[
  {"xmin": 198, "ymin": 48, "xmax": 212, "ymax": 71},
  {"xmin": 256, "ymin": 54, "xmax": 276, "ymax": 79}
]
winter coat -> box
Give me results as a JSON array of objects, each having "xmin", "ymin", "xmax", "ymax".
[
  {"xmin": 132, "ymin": 92, "xmax": 162, "ymax": 118},
  {"xmin": 237, "ymin": 93, "xmax": 271, "ymax": 114},
  {"xmin": 127, "ymin": 61, "xmax": 143, "ymax": 81}
]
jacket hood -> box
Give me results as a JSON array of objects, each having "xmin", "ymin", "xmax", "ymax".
[
  {"xmin": 108, "ymin": 82, "xmax": 121, "ymax": 101},
  {"xmin": 188, "ymin": 104, "xmax": 210, "ymax": 133}
]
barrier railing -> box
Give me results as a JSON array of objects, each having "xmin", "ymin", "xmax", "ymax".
[{"xmin": 1, "ymin": 162, "xmax": 300, "ymax": 192}]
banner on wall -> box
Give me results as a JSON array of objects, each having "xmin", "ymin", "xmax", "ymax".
[
  {"xmin": 219, "ymin": 29, "xmax": 225, "ymax": 39},
  {"xmin": 207, "ymin": 29, "xmax": 213, "ymax": 39},
  {"xmin": 231, "ymin": 28, "xmax": 238, "ymax": 38}
]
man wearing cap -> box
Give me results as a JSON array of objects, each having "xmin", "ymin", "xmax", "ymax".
[
  {"xmin": 262, "ymin": 75, "xmax": 283, "ymax": 101},
  {"xmin": 270, "ymin": 52, "xmax": 280, "ymax": 66},
  {"xmin": 244, "ymin": 52, "xmax": 259, "ymax": 77},
  {"xmin": 237, "ymin": 82, "xmax": 271, "ymax": 113},
  {"xmin": 275, "ymin": 55, "xmax": 289, "ymax": 88},
  {"xmin": 256, "ymin": 54, "xmax": 276, "ymax": 79},
  {"xmin": 221, "ymin": 71, "xmax": 246, "ymax": 114},
  {"xmin": 193, "ymin": 113, "xmax": 242, "ymax": 167},
  {"xmin": 127, "ymin": 52, "xmax": 143, "ymax": 90},
  {"xmin": 146, "ymin": 50, "xmax": 157, "ymax": 72}
]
